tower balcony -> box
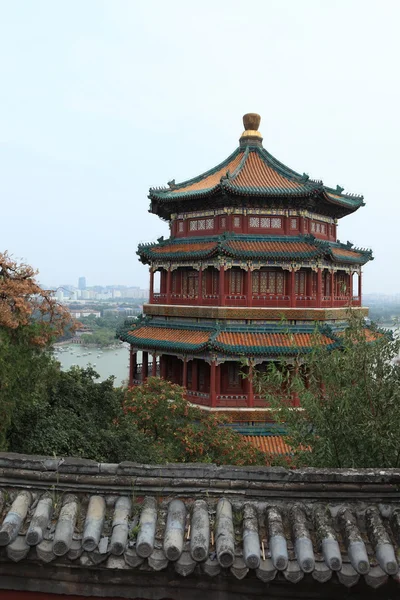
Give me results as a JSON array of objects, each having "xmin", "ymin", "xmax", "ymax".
[
  {"xmin": 152, "ymin": 292, "xmax": 361, "ymax": 309},
  {"xmin": 150, "ymin": 265, "xmax": 363, "ymax": 310}
]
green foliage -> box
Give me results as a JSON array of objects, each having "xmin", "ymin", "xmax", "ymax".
[
  {"xmin": 8, "ymin": 366, "xmax": 161, "ymax": 463},
  {"xmin": 81, "ymin": 328, "xmax": 116, "ymax": 347},
  {"xmin": 0, "ymin": 328, "xmax": 58, "ymax": 450},
  {"xmin": 123, "ymin": 377, "xmax": 265, "ymax": 466},
  {"xmin": 78, "ymin": 313, "xmax": 139, "ymax": 347},
  {"xmin": 256, "ymin": 313, "xmax": 400, "ymax": 468}
]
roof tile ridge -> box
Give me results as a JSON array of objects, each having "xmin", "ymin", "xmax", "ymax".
[
  {"xmin": 150, "ymin": 147, "xmax": 243, "ymax": 192},
  {"xmin": 223, "ymin": 145, "xmax": 250, "ymax": 182},
  {"xmin": 162, "ymin": 235, "xmax": 219, "ymax": 245},
  {"xmin": 229, "ymin": 234, "xmax": 313, "ymax": 243},
  {"xmin": 325, "ymin": 185, "xmax": 364, "ymax": 201},
  {"xmin": 331, "ymin": 240, "xmax": 373, "ymax": 256},
  {"xmin": 259, "ymin": 147, "xmax": 322, "ymax": 187}
]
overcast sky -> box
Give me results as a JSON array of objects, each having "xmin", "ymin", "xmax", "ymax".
[{"xmin": 1, "ymin": 0, "xmax": 399, "ymax": 293}]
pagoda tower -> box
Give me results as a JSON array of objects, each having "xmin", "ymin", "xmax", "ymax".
[{"xmin": 120, "ymin": 114, "xmax": 372, "ymax": 422}]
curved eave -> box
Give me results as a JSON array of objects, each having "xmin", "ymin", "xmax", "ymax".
[
  {"xmin": 323, "ymin": 189, "xmax": 365, "ymax": 212},
  {"xmin": 221, "ymin": 180, "xmax": 320, "ymax": 198},
  {"xmin": 149, "ymin": 185, "xmax": 222, "ymax": 202},
  {"xmin": 137, "ymin": 240, "xmax": 218, "ymax": 264},
  {"xmin": 138, "ymin": 250, "xmax": 217, "ymax": 263},
  {"xmin": 119, "ymin": 330, "xmax": 209, "ymax": 353},
  {"xmin": 149, "ymin": 148, "xmax": 242, "ymax": 202},
  {"xmin": 330, "ymin": 254, "xmax": 373, "ymax": 265},
  {"xmin": 329, "ymin": 244, "xmax": 374, "ymax": 265},
  {"xmin": 220, "ymin": 245, "xmax": 322, "ymax": 261},
  {"xmin": 210, "ymin": 340, "xmax": 340, "ymax": 356}
]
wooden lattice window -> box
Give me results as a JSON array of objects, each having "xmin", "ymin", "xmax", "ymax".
[
  {"xmin": 183, "ymin": 270, "xmax": 198, "ymax": 297},
  {"xmin": 178, "ymin": 221, "xmax": 184, "ymax": 232},
  {"xmin": 172, "ymin": 270, "xmax": 180, "ymax": 294},
  {"xmin": 249, "ymin": 217, "xmax": 259, "ymax": 228},
  {"xmin": 261, "ymin": 217, "xmax": 271, "ymax": 228},
  {"xmin": 228, "ymin": 363, "xmax": 241, "ymax": 388},
  {"xmin": 336, "ymin": 273, "xmax": 348, "ymax": 296},
  {"xmin": 295, "ymin": 272, "xmax": 306, "ymax": 295},
  {"xmin": 252, "ymin": 270, "xmax": 284, "ymax": 295},
  {"xmin": 230, "ymin": 270, "xmax": 243, "ymax": 294},
  {"xmin": 290, "ymin": 218, "xmax": 298, "ymax": 230},
  {"xmin": 276, "ymin": 272, "xmax": 284, "ymax": 294},
  {"xmin": 271, "ymin": 217, "xmax": 282, "ymax": 228}
]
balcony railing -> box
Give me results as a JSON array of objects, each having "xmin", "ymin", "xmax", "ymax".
[
  {"xmin": 252, "ymin": 294, "xmax": 291, "ymax": 307},
  {"xmin": 153, "ymin": 293, "xmax": 167, "ymax": 304},
  {"xmin": 151, "ymin": 293, "xmax": 359, "ymax": 308},
  {"xmin": 225, "ymin": 294, "xmax": 247, "ymax": 306}
]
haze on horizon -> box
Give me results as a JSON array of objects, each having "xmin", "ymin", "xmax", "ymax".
[{"xmin": 1, "ymin": 0, "xmax": 399, "ymax": 293}]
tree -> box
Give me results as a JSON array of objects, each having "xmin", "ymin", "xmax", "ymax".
[
  {"xmin": 256, "ymin": 313, "xmax": 400, "ymax": 468},
  {"xmin": 8, "ymin": 366, "xmax": 161, "ymax": 463},
  {"xmin": 0, "ymin": 252, "xmax": 73, "ymax": 448},
  {"xmin": 0, "ymin": 252, "xmax": 71, "ymax": 346},
  {"xmin": 123, "ymin": 377, "xmax": 265, "ymax": 466}
]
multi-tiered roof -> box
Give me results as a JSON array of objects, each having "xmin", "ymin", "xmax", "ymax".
[
  {"xmin": 149, "ymin": 113, "xmax": 364, "ymax": 219},
  {"xmin": 120, "ymin": 114, "xmax": 372, "ymax": 405}
]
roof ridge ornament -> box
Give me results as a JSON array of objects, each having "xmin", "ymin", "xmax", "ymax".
[{"xmin": 240, "ymin": 113, "xmax": 263, "ymax": 148}]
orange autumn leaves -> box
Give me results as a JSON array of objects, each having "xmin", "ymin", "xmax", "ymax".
[{"xmin": 0, "ymin": 252, "xmax": 74, "ymax": 345}]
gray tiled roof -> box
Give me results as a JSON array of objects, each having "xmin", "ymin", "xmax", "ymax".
[
  {"xmin": 0, "ymin": 490, "xmax": 399, "ymax": 589},
  {"xmin": 0, "ymin": 454, "xmax": 399, "ymax": 595}
]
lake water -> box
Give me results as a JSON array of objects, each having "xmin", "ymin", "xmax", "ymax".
[{"xmin": 54, "ymin": 343, "xmax": 142, "ymax": 386}]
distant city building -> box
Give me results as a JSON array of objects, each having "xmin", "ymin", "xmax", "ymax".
[
  {"xmin": 69, "ymin": 309, "xmax": 101, "ymax": 319},
  {"xmin": 78, "ymin": 277, "xmax": 87, "ymax": 290},
  {"xmin": 55, "ymin": 289, "xmax": 64, "ymax": 302}
]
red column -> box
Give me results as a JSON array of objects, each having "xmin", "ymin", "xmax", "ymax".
[
  {"xmin": 210, "ymin": 360, "xmax": 217, "ymax": 407},
  {"xmin": 216, "ymin": 364, "xmax": 221, "ymax": 396},
  {"xmin": 247, "ymin": 362, "xmax": 254, "ymax": 407},
  {"xmin": 358, "ymin": 271, "xmax": 362, "ymax": 304},
  {"xmin": 316, "ymin": 268, "xmax": 322, "ymax": 308},
  {"xmin": 198, "ymin": 268, "xmax": 203, "ymax": 306},
  {"xmin": 330, "ymin": 271, "xmax": 335, "ymax": 307},
  {"xmin": 246, "ymin": 269, "xmax": 253, "ymax": 307},
  {"xmin": 243, "ymin": 213, "xmax": 249, "ymax": 234},
  {"xmin": 306, "ymin": 269, "xmax": 312, "ymax": 298},
  {"xmin": 349, "ymin": 271, "xmax": 353, "ymax": 304},
  {"xmin": 192, "ymin": 359, "xmax": 198, "ymax": 391},
  {"xmin": 160, "ymin": 355, "xmax": 167, "ymax": 379},
  {"xmin": 284, "ymin": 215, "xmax": 290, "ymax": 235},
  {"xmin": 166, "ymin": 267, "xmax": 172, "ymax": 304},
  {"xmin": 149, "ymin": 268, "xmax": 154, "ymax": 303},
  {"xmin": 142, "ymin": 351, "xmax": 149, "ymax": 382},
  {"xmin": 152, "ymin": 354, "xmax": 157, "ymax": 377},
  {"xmin": 129, "ymin": 347, "xmax": 136, "ymax": 387},
  {"xmin": 182, "ymin": 358, "xmax": 188, "ymax": 388},
  {"xmin": 290, "ymin": 270, "xmax": 296, "ymax": 308},
  {"xmin": 219, "ymin": 265, "xmax": 226, "ymax": 306}
]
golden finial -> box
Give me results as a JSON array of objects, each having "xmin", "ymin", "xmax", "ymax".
[{"xmin": 240, "ymin": 113, "xmax": 263, "ymax": 145}]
